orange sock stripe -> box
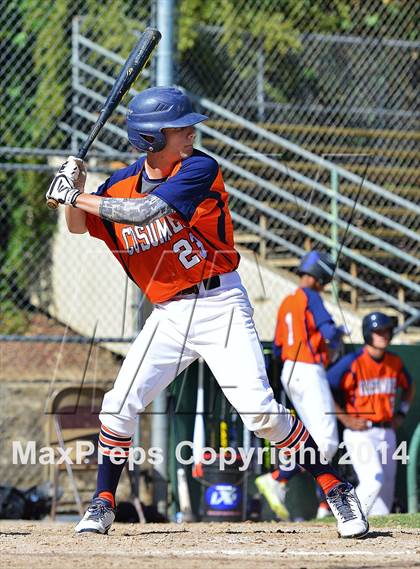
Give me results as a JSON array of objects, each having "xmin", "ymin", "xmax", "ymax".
[
  {"xmin": 276, "ymin": 421, "xmax": 310, "ymax": 457},
  {"xmin": 279, "ymin": 429, "xmax": 309, "ymax": 457},
  {"xmin": 276, "ymin": 416, "xmax": 300, "ymax": 443},
  {"xmin": 316, "ymin": 473, "xmax": 341, "ymax": 495},
  {"xmin": 99, "ymin": 434, "xmax": 132, "ymax": 447},
  {"xmin": 98, "ymin": 444, "xmax": 130, "ymax": 457},
  {"xmin": 276, "ymin": 420, "xmax": 304, "ymax": 449},
  {"xmin": 295, "ymin": 429, "xmax": 309, "ymax": 448},
  {"xmin": 101, "ymin": 424, "xmax": 131, "ymax": 439},
  {"xmin": 285, "ymin": 436, "xmax": 306, "ymax": 457},
  {"xmin": 98, "ymin": 491, "xmax": 115, "ymax": 508}
]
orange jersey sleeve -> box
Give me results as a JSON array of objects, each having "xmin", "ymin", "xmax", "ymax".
[{"xmin": 274, "ymin": 303, "xmax": 284, "ymax": 350}]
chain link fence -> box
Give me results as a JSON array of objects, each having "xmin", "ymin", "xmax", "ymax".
[
  {"xmin": 0, "ymin": 0, "xmax": 419, "ymax": 354},
  {"xmin": 0, "ymin": 1, "xmax": 153, "ymax": 349},
  {"xmin": 177, "ymin": 0, "xmax": 419, "ymax": 326},
  {"xmin": 0, "ymin": 0, "xmax": 155, "ymax": 497}
]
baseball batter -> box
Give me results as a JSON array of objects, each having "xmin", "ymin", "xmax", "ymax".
[
  {"xmin": 257, "ymin": 252, "xmax": 345, "ymax": 519},
  {"xmin": 45, "ymin": 87, "xmax": 368, "ymax": 538},
  {"xmin": 327, "ymin": 312, "xmax": 415, "ymax": 515}
]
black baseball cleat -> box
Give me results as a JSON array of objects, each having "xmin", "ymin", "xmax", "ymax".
[
  {"xmin": 326, "ymin": 482, "xmax": 369, "ymax": 538},
  {"xmin": 75, "ymin": 497, "xmax": 115, "ymax": 534}
]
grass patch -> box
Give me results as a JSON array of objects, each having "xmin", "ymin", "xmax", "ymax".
[{"xmin": 312, "ymin": 512, "xmax": 420, "ymax": 528}]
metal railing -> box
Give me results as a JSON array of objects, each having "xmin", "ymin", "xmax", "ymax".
[
  {"xmin": 193, "ymin": 96, "xmax": 419, "ymax": 322},
  {"xmin": 228, "ymin": 211, "xmax": 418, "ymax": 318}
]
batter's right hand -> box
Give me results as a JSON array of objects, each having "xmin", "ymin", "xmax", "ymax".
[
  {"xmin": 341, "ymin": 415, "xmax": 369, "ymax": 431},
  {"xmin": 59, "ymin": 156, "xmax": 87, "ymax": 191}
]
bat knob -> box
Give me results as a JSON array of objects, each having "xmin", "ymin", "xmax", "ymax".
[{"xmin": 46, "ymin": 198, "xmax": 59, "ymax": 210}]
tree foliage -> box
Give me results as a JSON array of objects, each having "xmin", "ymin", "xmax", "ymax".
[
  {"xmin": 176, "ymin": 0, "xmax": 417, "ymax": 113},
  {"xmin": 178, "ymin": 0, "xmax": 418, "ymax": 55}
]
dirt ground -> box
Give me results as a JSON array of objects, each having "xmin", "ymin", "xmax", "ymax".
[{"xmin": 0, "ymin": 520, "xmax": 419, "ymax": 569}]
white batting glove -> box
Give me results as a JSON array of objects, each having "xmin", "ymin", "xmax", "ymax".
[
  {"xmin": 60, "ymin": 156, "xmax": 87, "ymax": 191},
  {"xmin": 46, "ymin": 169, "xmax": 81, "ymax": 207}
]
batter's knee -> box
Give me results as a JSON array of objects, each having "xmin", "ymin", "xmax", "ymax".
[
  {"xmin": 242, "ymin": 412, "xmax": 292, "ymax": 443},
  {"xmin": 99, "ymin": 388, "xmax": 140, "ymax": 436}
]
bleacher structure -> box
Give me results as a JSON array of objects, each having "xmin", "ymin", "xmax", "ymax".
[
  {"xmin": 194, "ymin": 104, "xmax": 420, "ymax": 322},
  {"xmin": 68, "ymin": 27, "xmax": 420, "ymax": 337}
]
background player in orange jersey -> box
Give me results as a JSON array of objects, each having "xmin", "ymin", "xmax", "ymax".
[
  {"xmin": 46, "ymin": 87, "xmax": 368, "ymax": 538},
  {"xmin": 257, "ymin": 251, "xmax": 345, "ymax": 520},
  {"xmin": 327, "ymin": 312, "xmax": 415, "ymax": 515}
]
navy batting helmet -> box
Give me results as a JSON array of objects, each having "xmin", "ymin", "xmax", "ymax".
[
  {"xmin": 297, "ymin": 250, "xmax": 335, "ymax": 285},
  {"xmin": 126, "ymin": 87, "xmax": 208, "ymax": 153},
  {"xmin": 362, "ymin": 312, "xmax": 395, "ymax": 345}
]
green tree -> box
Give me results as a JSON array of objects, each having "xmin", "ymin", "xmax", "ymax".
[
  {"xmin": 177, "ymin": 0, "xmax": 417, "ymax": 111},
  {"xmin": 0, "ymin": 0, "xmax": 153, "ymax": 333}
]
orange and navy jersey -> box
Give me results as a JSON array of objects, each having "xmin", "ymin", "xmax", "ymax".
[
  {"xmin": 86, "ymin": 149, "xmax": 240, "ymax": 304},
  {"xmin": 274, "ymin": 287, "xmax": 342, "ymax": 366},
  {"xmin": 327, "ymin": 347, "xmax": 412, "ymax": 422}
]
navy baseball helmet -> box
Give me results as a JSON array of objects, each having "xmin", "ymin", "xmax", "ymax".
[
  {"xmin": 297, "ymin": 250, "xmax": 335, "ymax": 285},
  {"xmin": 362, "ymin": 312, "xmax": 395, "ymax": 345},
  {"xmin": 126, "ymin": 87, "xmax": 208, "ymax": 152}
]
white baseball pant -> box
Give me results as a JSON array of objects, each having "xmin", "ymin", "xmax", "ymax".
[
  {"xmin": 280, "ymin": 360, "xmax": 339, "ymax": 461},
  {"xmin": 100, "ymin": 271, "xmax": 294, "ymax": 442},
  {"xmin": 343, "ymin": 426, "xmax": 397, "ymax": 515}
]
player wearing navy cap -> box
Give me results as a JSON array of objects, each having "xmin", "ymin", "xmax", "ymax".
[
  {"xmin": 327, "ymin": 312, "xmax": 415, "ymax": 515},
  {"xmin": 46, "ymin": 90, "xmax": 368, "ymax": 538},
  {"xmin": 257, "ymin": 251, "xmax": 345, "ymax": 519}
]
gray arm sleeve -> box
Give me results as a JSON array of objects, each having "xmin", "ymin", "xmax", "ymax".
[{"xmin": 99, "ymin": 194, "xmax": 175, "ymax": 225}]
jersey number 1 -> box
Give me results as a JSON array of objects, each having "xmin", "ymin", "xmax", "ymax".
[{"xmin": 285, "ymin": 312, "xmax": 294, "ymax": 346}]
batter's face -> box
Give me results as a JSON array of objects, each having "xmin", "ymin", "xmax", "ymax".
[
  {"xmin": 371, "ymin": 328, "xmax": 392, "ymax": 349},
  {"xmin": 162, "ymin": 126, "xmax": 196, "ymax": 159}
]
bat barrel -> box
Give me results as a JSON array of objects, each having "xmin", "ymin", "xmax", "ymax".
[
  {"xmin": 46, "ymin": 27, "xmax": 161, "ymax": 210},
  {"xmin": 77, "ymin": 28, "xmax": 161, "ymax": 160}
]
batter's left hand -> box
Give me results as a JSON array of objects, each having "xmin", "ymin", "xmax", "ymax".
[{"xmin": 46, "ymin": 167, "xmax": 81, "ymax": 207}]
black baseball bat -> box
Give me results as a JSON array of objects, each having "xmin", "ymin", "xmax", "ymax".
[{"xmin": 46, "ymin": 27, "xmax": 161, "ymax": 210}]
